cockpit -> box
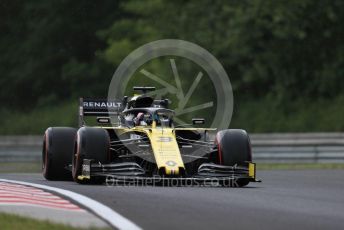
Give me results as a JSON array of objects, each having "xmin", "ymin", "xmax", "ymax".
[{"xmin": 122, "ymin": 108, "xmax": 174, "ymax": 128}]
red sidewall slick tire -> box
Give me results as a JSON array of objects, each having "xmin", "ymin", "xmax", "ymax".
[
  {"xmin": 215, "ymin": 129, "xmax": 252, "ymax": 187},
  {"xmin": 42, "ymin": 127, "xmax": 77, "ymax": 181},
  {"xmin": 72, "ymin": 127, "xmax": 110, "ymax": 183}
]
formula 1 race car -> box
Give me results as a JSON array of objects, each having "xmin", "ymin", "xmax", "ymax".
[{"xmin": 42, "ymin": 87, "xmax": 260, "ymax": 187}]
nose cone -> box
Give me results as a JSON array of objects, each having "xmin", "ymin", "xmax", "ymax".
[
  {"xmin": 148, "ymin": 128, "xmax": 185, "ymax": 176},
  {"xmin": 164, "ymin": 161, "xmax": 180, "ymax": 175}
]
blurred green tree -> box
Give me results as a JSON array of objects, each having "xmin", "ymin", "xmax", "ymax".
[
  {"xmin": 0, "ymin": 0, "xmax": 343, "ymax": 133},
  {"xmin": 100, "ymin": 0, "xmax": 344, "ymax": 105},
  {"xmin": 0, "ymin": 0, "xmax": 123, "ymax": 109}
]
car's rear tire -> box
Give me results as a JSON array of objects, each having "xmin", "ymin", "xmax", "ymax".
[
  {"xmin": 72, "ymin": 127, "xmax": 110, "ymax": 183},
  {"xmin": 215, "ymin": 129, "xmax": 252, "ymax": 187},
  {"xmin": 42, "ymin": 127, "xmax": 77, "ymax": 181}
]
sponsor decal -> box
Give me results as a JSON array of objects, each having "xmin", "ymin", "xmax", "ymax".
[
  {"xmin": 83, "ymin": 101, "xmax": 122, "ymax": 108},
  {"xmin": 130, "ymin": 134, "xmax": 142, "ymax": 140},
  {"xmin": 157, "ymin": 137, "xmax": 172, "ymax": 142}
]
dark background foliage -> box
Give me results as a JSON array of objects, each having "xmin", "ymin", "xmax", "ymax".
[{"xmin": 0, "ymin": 0, "xmax": 343, "ymax": 134}]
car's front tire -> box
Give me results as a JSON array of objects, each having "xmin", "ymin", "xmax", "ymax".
[
  {"xmin": 72, "ymin": 127, "xmax": 110, "ymax": 183},
  {"xmin": 42, "ymin": 127, "xmax": 77, "ymax": 180},
  {"xmin": 215, "ymin": 129, "xmax": 252, "ymax": 187}
]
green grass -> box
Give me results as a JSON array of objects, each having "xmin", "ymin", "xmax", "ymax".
[
  {"xmin": 257, "ymin": 163, "xmax": 344, "ymax": 170},
  {"xmin": 0, "ymin": 213, "xmax": 110, "ymax": 230},
  {"xmin": 0, "ymin": 162, "xmax": 41, "ymax": 173}
]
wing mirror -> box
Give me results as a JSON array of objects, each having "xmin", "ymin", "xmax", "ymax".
[{"xmin": 192, "ymin": 118, "xmax": 205, "ymax": 125}]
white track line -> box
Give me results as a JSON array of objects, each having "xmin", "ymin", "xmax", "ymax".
[{"xmin": 0, "ymin": 179, "xmax": 142, "ymax": 230}]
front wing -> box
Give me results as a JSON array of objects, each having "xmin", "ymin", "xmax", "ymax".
[{"xmin": 77, "ymin": 160, "xmax": 261, "ymax": 186}]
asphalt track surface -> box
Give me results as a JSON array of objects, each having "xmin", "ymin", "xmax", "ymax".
[{"xmin": 1, "ymin": 170, "xmax": 343, "ymax": 230}]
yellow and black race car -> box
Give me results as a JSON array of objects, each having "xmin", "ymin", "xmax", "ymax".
[{"xmin": 42, "ymin": 87, "xmax": 260, "ymax": 187}]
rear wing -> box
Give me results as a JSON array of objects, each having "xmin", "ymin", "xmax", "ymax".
[{"xmin": 79, "ymin": 98, "xmax": 123, "ymax": 127}]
